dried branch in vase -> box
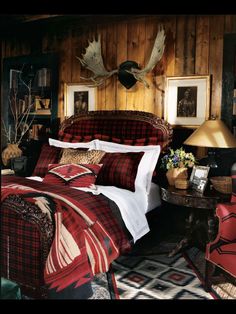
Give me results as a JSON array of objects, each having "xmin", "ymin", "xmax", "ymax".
[{"xmin": 1, "ymin": 66, "xmax": 36, "ymax": 146}]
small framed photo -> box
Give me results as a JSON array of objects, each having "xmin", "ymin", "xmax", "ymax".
[
  {"xmin": 64, "ymin": 83, "xmax": 96, "ymax": 117},
  {"xmin": 190, "ymin": 165, "xmax": 210, "ymax": 193}
]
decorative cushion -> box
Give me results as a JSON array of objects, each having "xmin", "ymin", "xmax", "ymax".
[
  {"xmin": 43, "ymin": 163, "xmax": 103, "ymax": 189},
  {"xmin": 96, "ymin": 140, "xmax": 161, "ymax": 194},
  {"xmin": 60, "ymin": 149, "xmax": 105, "ymax": 164},
  {"xmin": 96, "ymin": 151, "xmax": 144, "ymax": 191},
  {"xmin": 33, "ymin": 143, "xmax": 61, "ymax": 177}
]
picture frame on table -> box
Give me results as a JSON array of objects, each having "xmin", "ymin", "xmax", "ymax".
[
  {"xmin": 64, "ymin": 83, "xmax": 96, "ymax": 117},
  {"xmin": 164, "ymin": 75, "xmax": 210, "ymax": 128},
  {"xmin": 190, "ymin": 165, "xmax": 210, "ymax": 193}
]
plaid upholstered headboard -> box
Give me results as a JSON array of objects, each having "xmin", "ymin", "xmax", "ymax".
[{"xmin": 59, "ymin": 110, "xmax": 173, "ymax": 152}]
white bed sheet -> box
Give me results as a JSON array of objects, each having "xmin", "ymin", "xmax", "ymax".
[
  {"xmin": 147, "ymin": 182, "xmax": 162, "ymax": 213},
  {"xmin": 26, "ymin": 176, "xmax": 150, "ymax": 243}
]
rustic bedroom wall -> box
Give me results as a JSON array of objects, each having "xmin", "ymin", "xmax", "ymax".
[{"xmin": 1, "ymin": 15, "xmax": 236, "ymax": 122}]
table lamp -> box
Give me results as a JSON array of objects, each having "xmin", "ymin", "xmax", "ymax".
[{"xmin": 183, "ymin": 119, "xmax": 236, "ymax": 168}]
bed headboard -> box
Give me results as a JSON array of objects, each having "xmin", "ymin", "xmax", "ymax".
[{"xmin": 59, "ymin": 110, "xmax": 173, "ymax": 151}]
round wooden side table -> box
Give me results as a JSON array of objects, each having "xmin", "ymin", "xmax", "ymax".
[{"xmin": 160, "ymin": 185, "xmax": 231, "ymax": 256}]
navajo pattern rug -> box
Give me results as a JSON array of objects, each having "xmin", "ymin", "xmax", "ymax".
[{"xmin": 112, "ymin": 252, "xmax": 214, "ymax": 299}]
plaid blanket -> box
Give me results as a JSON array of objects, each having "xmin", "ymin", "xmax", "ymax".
[{"xmin": 2, "ymin": 176, "xmax": 131, "ymax": 298}]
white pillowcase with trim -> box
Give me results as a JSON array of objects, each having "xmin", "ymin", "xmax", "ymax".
[
  {"xmin": 96, "ymin": 140, "xmax": 161, "ymax": 195},
  {"xmin": 49, "ymin": 138, "xmax": 98, "ymax": 149}
]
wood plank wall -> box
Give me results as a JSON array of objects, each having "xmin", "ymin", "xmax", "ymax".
[{"xmin": 2, "ymin": 15, "xmax": 236, "ymax": 123}]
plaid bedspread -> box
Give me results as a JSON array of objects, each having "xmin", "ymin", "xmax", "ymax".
[{"xmin": 1, "ymin": 176, "xmax": 131, "ymax": 299}]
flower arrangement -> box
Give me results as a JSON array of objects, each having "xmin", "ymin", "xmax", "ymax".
[{"xmin": 161, "ymin": 147, "xmax": 196, "ymax": 170}]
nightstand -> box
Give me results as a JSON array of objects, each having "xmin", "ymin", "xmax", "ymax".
[{"xmin": 160, "ymin": 185, "xmax": 230, "ymax": 256}]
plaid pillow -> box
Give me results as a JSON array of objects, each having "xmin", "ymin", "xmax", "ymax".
[
  {"xmin": 96, "ymin": 151, "xmax": 144, "ymax": 191},
  {"xmin": 33, "ymin": 143, "xmax": 61, "ymax": 177},
  {"xmin": 43, "ymin": 163, "xmax": 103, "ymax": 189}
]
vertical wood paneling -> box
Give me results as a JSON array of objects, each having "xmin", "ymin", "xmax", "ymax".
[
  {"xmin": 116, "ymin": 21, "xmax": 128, "ymax": 110},
  {"xmin": 126, "ymin": 19, "xmax": 145, "ymax": 110},
  {"xmin": 132, "ymin": 18, "xmax": 146, "ymax": 111},
  {"xmin": 175, "ymin": 16, "xmax": 185, "ymax": 75},
  {"xmin": 2, "ymin": 15, "xmax": 236, "ymax": 125},
  {"xmin": 144, "ymin": 17, "xmax": 158, "ymax": 114},
  {"xmin": 209, "ymin": 15, "xmax": 224, "ymax": 118},
  {"xmin": 105, "ymin": 23, "xmax": 117, "ymax": 110},
  {"xmin": 184, "ymin": 16, "xmax": 196, "ymax": 75},
  {"xmin": 224, "ymin": 15, "xmax": 233, "ymax": 33},
  {"xmin": 195, "ymin": 16, "xmax": 209, "ymax": 74},
  {"xmin": 71, "ymin": 29, "xmax": 82, "ymax": 83},
  {"xmin": 164, "ymin": 16, "xmax": 176, "ymax": 76}
]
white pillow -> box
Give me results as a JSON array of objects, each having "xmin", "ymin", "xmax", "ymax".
[
  {"xmin": 49, "ymin": 138, "xmax": 98, "ymax": 149},
  {"xmin": 96, "ymin": 140, "xmax": 161, "ymax": 194}
]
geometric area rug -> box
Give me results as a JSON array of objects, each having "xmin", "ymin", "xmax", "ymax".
[{"xmin": 111, "ymin": 251, "xmax": 214, "ymax": 299}]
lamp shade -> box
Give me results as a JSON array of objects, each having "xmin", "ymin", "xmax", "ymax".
[{"xmin": 184, "ymin": 119, "xmax": 236, "ymax": 148}]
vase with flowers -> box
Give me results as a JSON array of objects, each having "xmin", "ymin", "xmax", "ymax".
[{"xmin": 161, "ymin": 147, "xmax": 196, "ymax": 186}]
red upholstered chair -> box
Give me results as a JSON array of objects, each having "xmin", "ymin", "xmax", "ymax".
[{"xmin": 205, "ymin": 162, "xmax": 236, "ymax": 291}]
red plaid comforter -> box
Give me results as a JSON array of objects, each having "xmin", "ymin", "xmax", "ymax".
[{"xmin": 1, "ymin": 176, "xmax": 131, "ymax": 298}]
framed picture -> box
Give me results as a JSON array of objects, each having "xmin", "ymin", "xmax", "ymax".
[
  {"xmin": 164, "ymin": 75, "xmax": 210, "ymax": 128},
  {"xmin": 190, "ymin": 165, "xmax": 210, "ymax": 193},
  {"xmin": 64, "ymin": 83, "xmax": 96, "ymax": 117}
]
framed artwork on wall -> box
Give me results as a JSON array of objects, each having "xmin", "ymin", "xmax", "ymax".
[
  {"xmin": 164, "ymin": 75, "xmax": 210, "ymax": 128},
  {"xmin": 64, "ymin": 83, "xmax": 96, "ymax": 117}
]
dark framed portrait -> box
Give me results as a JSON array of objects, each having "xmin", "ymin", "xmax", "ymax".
[{"xmin": 177, "ymin": 86, "xmax": 197, "ymax": 117}]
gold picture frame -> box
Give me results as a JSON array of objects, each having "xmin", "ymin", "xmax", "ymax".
[{"xmin": 164, "ymin": 75, "xmax": 210, "ymax": 128}]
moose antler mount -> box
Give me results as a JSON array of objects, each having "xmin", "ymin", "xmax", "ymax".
[{"xmin": 76, "ymin": 26, "xmax": 165, "ymax": 89}]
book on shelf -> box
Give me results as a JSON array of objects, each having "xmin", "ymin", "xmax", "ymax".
[{"xmin": 29, "ymin": 124, "xmax": 50, "ymax": 140}]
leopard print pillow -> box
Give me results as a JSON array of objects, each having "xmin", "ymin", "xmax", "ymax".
[{"xmin": 59, "ymin": 149, "xmax": 106, "ymax": 164}]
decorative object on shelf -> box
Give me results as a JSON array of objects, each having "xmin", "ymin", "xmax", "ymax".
[
  {"xmin": 161, "ymin": 147, "xmax": 196, "ymax": 186},
  {"xmin": 77, "ymin": 26, "xmax": 165, "ymax": 89},
  {"xmin": 184, "ymin": 118, "xmax": 236, "ymax": 169},
  {"xmin": 210, "ymin": 176, "xmax": 232, "ymax": 194},
  {"xmin": 1, "ymin": 143, "xmax": 22, "ymax": 166}
]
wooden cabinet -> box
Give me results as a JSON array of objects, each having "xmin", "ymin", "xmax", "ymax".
[{"xmin": 2, "ymin": 53, "xmax": 59, "ymax": 148}]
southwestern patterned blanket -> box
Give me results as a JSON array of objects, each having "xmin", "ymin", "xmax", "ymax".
[{"xmin": 1, "ymin": 176, "xmax": 131, "ymax": 299}]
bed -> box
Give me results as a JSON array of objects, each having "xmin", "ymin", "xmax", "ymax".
[{"xmin": 1, "ymin": 110, "xmax": 172, "ymax": 299}]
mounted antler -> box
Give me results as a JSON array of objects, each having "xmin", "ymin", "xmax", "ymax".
[
  {"xmin": 126, "ymin": 26, "xmax": 166, "ymax": 88},
  {"xmin": 77, "ymin": 26, "xmax": 165, "ymax": 89},
  {"xmin": 77, "ymin": 35, "xmax": 118, "ymax": 87}
]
